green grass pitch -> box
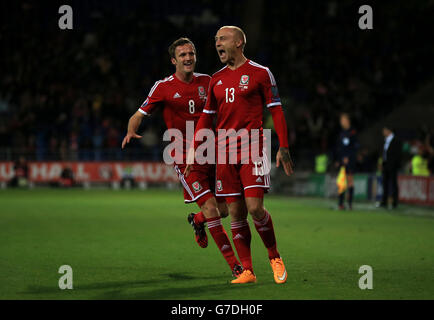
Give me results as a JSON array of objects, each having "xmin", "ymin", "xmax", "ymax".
[{"xmin": 1, "ymin": 188, "xmax": 433, "ymax": 300}]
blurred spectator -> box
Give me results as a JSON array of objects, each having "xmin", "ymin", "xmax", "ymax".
[
  {"xmin": 120, "ymin": 166, "xmax": 136, "ymax": 189},
  {"xmin": 411, "ymin": 145, "xmax": 430, "ymax": 176},
  {"xmin": 314, "ymin": 138, "xmax": 329, "ymax": 174},
  {"xmin": 9, "ymin": 156, "xmax": 29, "ymax": 187},
  {"xmin": 59, "ymin": 166, "xmax": 75, "ymax": 188},
  {"xmin": 379, "ymin": 126, "xmax": 402, "ymax": 209},
  {"xmin": 140, "ymin": 126, "xmax": 160, "ymax": 161},
  {"xmin": 355, "ymin": 148, "xmax": 375, "ymax": 173},
  {"xmin": 423, "ymin": 128, "xmax": 434, "ymax": 174}
]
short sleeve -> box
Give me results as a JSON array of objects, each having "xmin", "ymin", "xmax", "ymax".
[
  {"xmin": 260, "ymin": 68, "xmax": 282, "ymax": 108},
  {"xmin": 202, "ymin": 78, "xmax": 217, "ymax": 115},
  {"xmin": 138, "ymin": 80, "xmax": 165, "ymax": 115}
]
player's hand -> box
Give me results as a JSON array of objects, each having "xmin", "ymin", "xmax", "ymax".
[
  {"xmin": 121, "ymin": 132, "xmax": 142, "ymax": 149},
  {"xmin": 276, "ymin": 147, "xmax": 294, "ymax": 176},
  {"xmin": 183, "ymin": 164, "xmax": 193, "ymax": 177}
]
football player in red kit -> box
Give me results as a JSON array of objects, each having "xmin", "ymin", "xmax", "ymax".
[
  {"xmin": 185, "ymin": 27, "xmax": 294, "ymax": 284},
  {"xmin": 122, "ymin": 38, "xmax": 243, "ymax": 278}
]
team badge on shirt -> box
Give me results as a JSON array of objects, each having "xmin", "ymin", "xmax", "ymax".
[
  {"xmin": 239, "ymin": 75, "xmax": 249, "ymax": 91},
  {"xmin": 240, "ymin": 75, "xmax": 249, "ymax": 85},
  {"xmin": 198, "ymin": 86, "xmax": 206, "ymax": 99},
  {"xmin": 216, "ymin": 180, "xmax": 223, "ymax": 192},
  {"xmin": 192, "ymin": 181, "xmax": 202, "ymax": 193}
]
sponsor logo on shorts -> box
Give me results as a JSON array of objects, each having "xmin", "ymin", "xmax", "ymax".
[
  {"xmin": 192, "ymin": 181, "xmax": 202, "ymax": 193},
  {"xmin": 216, "ymin": 180, "xmax": 223, "ymax": 192}
]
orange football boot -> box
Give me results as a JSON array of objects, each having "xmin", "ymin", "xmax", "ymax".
[
  {"xmin": 270, "ymin": 257, "xmax": 287, "ymax": 284},
  {"xmin": 231, "ymin": 269, "xmax": 257, "ymax": 284}
]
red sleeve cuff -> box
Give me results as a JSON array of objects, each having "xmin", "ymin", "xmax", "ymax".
[{"xmin": 269, "ymin": 105, "xmax": 289, "ymax": 148}]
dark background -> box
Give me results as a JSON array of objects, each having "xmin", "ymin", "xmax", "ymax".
[{"xmin": 1, "ymin": 0, "xmax": 433, "ymax": 172}]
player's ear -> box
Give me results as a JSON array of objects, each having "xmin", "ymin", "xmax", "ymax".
[{"xmin": 171, "ymin": 57, "xmax": 177, "ymax": 66}]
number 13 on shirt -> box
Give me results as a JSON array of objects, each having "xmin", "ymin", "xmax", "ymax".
[{"xmin": 225, "ymin": 87, "xmax": 235, "ymax": 103}]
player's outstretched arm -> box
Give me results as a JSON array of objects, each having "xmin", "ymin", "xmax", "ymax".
[
  {"xmin": 121, "ymin": 111, "xmax": 144, "ymax": 149},
  {"xmin": 276, "ymin": 147, "xmax": 294, "ymax": 176}
]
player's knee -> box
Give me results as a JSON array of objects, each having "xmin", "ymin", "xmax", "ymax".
[
  {"xmin": 229, "ymin": 206, "xmax": 244, "ymax": 221},
  {"xmin": 202, "ymin": 204, "xmax": 219, "ymax": 219},
  {"xmin": 247, "ymin": 203, "xmax": 265, "ymax": 219},
  {"xmin": 208, "ymin": 207, "xmax": 220, "ymax": 218}
]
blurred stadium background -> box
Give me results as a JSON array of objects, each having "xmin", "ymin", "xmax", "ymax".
[
  {"xmin": 1, "ymin": 1, "xmax": 433, "ymax": 205},
  {"xmin": 0, "ymin": 1, "xmax": 433, "ymax": 300}
]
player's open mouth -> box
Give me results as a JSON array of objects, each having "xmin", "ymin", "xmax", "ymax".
[{"xmin": 218, "ymin": 49, "xmax": 226, "ymax": 58}]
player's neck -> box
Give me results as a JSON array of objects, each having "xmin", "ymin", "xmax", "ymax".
[
  {"xmin": 227, "ymin": 54, "xmax": 247, "ymax": 70},
  {"xmin": 175, "ymin": 71, "xmax": 194, "ymax": 84}
]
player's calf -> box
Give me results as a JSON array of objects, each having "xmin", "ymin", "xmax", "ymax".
[
  {"xmin": 207, "ymin": 216, "xmax": 240, "ymax": 272},
  {"xmin": 252, "ymin": 209, "xmax": 280, "ymax": 260}
]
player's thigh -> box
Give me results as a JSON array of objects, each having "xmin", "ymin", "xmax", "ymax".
[
  {"xmin": 239, "ymin": 162, "xmax": 270, "ymax": 193},
  {"xmin": 215, "ymin": 163, "xmax": 243, "ymax": 198},
  {"xmin": 175, "ymin": 164, "xmax": 212, "ymax": 204}
]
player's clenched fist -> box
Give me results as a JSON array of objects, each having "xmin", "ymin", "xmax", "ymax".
[
  {"xmin": 276, "ymin": 147, "xmax": 294, "ymax": 176},
  {"xmin": 121, "ymin": 132, "xmax": 142, "ymax": 149}
]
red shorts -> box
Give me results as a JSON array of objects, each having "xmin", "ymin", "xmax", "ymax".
[
  {"xmin": 174, "ymin": 164, "xmax": 217, "ymax": 206},
  {"xmin": 215, "ymin": 157, "xmax": 270, "ymax": 199}
]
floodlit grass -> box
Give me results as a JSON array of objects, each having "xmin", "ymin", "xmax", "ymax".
[{"xmin": 0, "ymin": 189, "xmax": 433, "ymax": 299}]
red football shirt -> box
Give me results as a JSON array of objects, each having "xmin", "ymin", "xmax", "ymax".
[
  {"xmin": 139, "ymin": 73, "xmax": 210, "ymax": 164},
  {"xmin": 203, "ymin": 60, "xmax": 282, "ymax": 157}
]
